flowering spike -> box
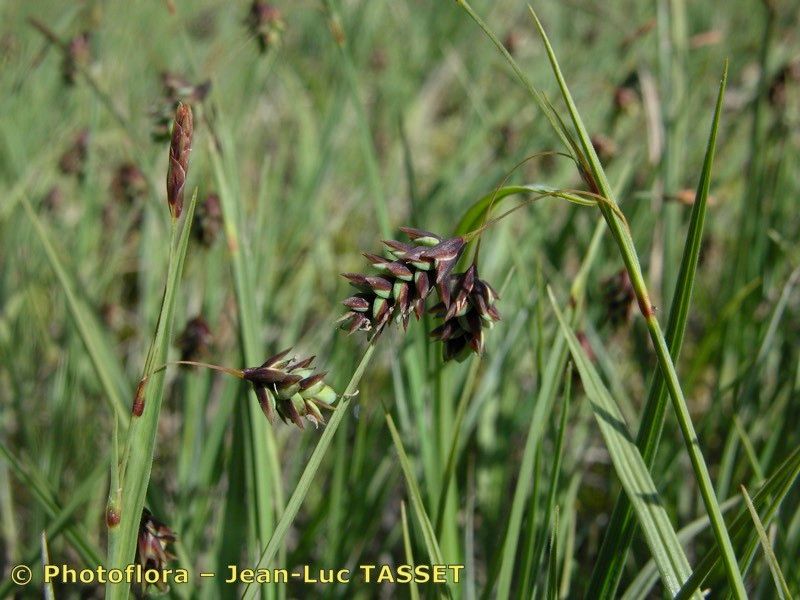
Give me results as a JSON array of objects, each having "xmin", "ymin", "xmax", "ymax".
[
  {"xmin": 244, "ymin": 351, "xmax": 337, "ymax": 430},
  {"xmin": 429, "ymin": 264, "xmax": 501, "ymax": 361},
  {"xmin": 166, "ymin": 103, "xmax": 193, "ymax": 219}
]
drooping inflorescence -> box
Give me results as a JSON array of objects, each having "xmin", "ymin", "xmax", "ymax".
[
  {"xmin": 339, "ymin": 227, "xmax": 465, "ymax": 337},
  {"xmin": 430, "ymin": 264, "xmax": 501, "ymax": 362},
  {"xmin": 242, "ymin": 349, "xmax": 337, "ymax": 429},
  {"xmin": 339, "ymin": 227, "xmax": 501, "ymax": 361}
]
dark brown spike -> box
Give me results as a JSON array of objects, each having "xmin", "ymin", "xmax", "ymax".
[
  {"xmin": 299, "ymin": 372, "xmax": 326, "ymax": 390},
  {"xmin": 342, "ymin": 272, "xmax": 371, "ymax": 289},
  {"xmin": 343, "ymin": 296, "xmax": 370, "ymax": 312},
  {"xmin": 262, "ymin": 347, "xmax": 292, "ymax": 367},
  {"xmin": 254, "ymin": 385, "xmax": 275, "ymax": 424},
  {"xmin": 282, "ymin": 399, "xmax": 305, "ymax": 429},
  {"xmin": 287, "ymin": 355, "xmax": 315, "ymax": 370},
  {"xmin": 399, "ymin": 226, "xmax": 441, "ymax": 241}
]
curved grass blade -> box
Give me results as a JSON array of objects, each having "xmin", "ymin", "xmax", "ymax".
[
  {"xmin": 626, "ymin": 445, "xmax": 800, "ymax": 599},
  {"xmin": 549, "ymin": 288, "xmax": 699, "ymax": 597},
  {"xmin": 588, "ymin": 61, "xmax": 728, "ymax": 598},
  {"xmin": 741, "ymin": 485, "xmax": 792, "ymax": 599},
  {"xmin": 527, "ymin": 9, "xmax": 745, "ymax": 596},
  {"xmin": 401, "ymin": 502, "xmax": 422, "ymax": 600},
  {"xmin": 22, "ymin": 198, "xmax": 129, "ymax": 427}
]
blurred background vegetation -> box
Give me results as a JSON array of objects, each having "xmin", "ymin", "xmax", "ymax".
[{"xmin": 1, "ymin": 0, "xmax": 799, "ymax": 597}]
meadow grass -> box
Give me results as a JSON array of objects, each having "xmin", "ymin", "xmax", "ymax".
[{"xmin": 1, "ymin": 0, "xmax": 799, "ymax": 598}]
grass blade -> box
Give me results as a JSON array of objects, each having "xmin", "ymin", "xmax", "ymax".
[
  {"xmin": 490, "ymin": 222, "xmax": 604, "ymax": 599},
  {"xmin": 527, "ymin": 10, "xmax": 745, "ymax": 596},
  {"xmin": 740, "ymin": 485, "xmax": 792, "ymax": 599},
  {"xmin": 105, "ymin": 190, "xmax": 198, "ymax": 599},
  {"xmin": 549, "ymin": 288, "xmax": 699, "ymax": 597},
  {"xmin": 22, "ymin": 198, "xmax": 129, "ymax": 427},
  {"xmin": 588, "ymin": 60, "xmax": 729, "ymax": 598},
  {"xmin": 675, "ymin": 445, "xmax": 800, "ymax": 599},
  {"xmin": 401, "ymin": 501, "xmax": 422, "ymax": 600},
  {"xmin": 385, "ymin": 411, "xmax": 453, "ymax": 598}
]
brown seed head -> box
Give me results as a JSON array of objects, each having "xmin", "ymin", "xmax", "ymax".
[
  {"xmin": 243, "ymin": 350, "xmax": 337, "ymax": 429},
  {"xmin": 106, "ymin": 506, "xmax": 121, "ymax": 528},
  {"xmin": 58, "ymin": 130, "xmax": 89, "ymax": 177},
  {"xmin": 430, "ymin": 264, "xmax": 501, "ymax": 362},
  {"xmin": 248, "ymin": 1, "xmax": 285, "ymax": 52},
  {"xmin": 132, "ymin": 379, "xmax": 146, "ymax": 417},
  {"xmin": 166, "ymin": 103, "xmax": 193, "ymax": 219},
  {"xmin": 177, "ymin": 315, "xmax": 213, "ymax": 361},
  {"xmin": 136, "ymin": 509, "xmax": 177, "ymax": 593}
]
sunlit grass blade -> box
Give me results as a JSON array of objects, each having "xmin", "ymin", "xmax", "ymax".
[
  {"xmin": 674, "ymin": 445, "xmax": 800, "ymax": 599},
  {"xmin": 21, "ymin": 198, "xmax": 130, "ymax": 427},
  {"xmin": 490, "ymin": 222, "xmax": 604, "ymax": 599},
  {"xmin": 589, "ymin": 61, "xmax": 728, "ymax": 598},
  {"xmin": 41, "ymin": 531, "xmax": 54, "ymax": 600},
  {"xmin": 105, "ymin": 190, "xmax": 198, "ymax": 600},
  {"xmin": 527, "ymin": 8, "xmax": 745, "ymax": 596},
  {"xmin": 206, "ymin": 118, "xmax": 281, "ymax": 591},
  {"xmin": 741, "ymin": 485, "xmax": 792, "ymax": 599},
  {"xmin": 401, "ymin": 502, "xmax": 422, "ymax": 600},
  {"xmin": 549, "ymin": 288, "xmax": 699, "ymax": 597}
]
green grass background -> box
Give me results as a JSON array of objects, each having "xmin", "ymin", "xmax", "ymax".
[{"xmin": 1, "ymin": 0, "xmax": 799, "ymax": 598}]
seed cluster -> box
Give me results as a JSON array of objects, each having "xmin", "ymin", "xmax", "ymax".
[
  {"xmin": 431, "ymin": 264, "xmax": 501, "ymax": 362},
  {"xmin": 247, "ymin": 1, "xmax": 285, "ymax": 52},
  {"xmin": 166, "ymin": 103, "xmax": 193, "ymax": 219},
  {"xmin": 136, "ymin": 509, "xmax": 176, "ymax": 593},
  {"xmin": 339, "ymin": 227, "xmax": 501, "ymax": 361},
  {"xmin": 242, "ymin": 350, "xmax": 337, "ymax": 429}
]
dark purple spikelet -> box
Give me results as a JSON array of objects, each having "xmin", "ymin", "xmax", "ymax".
[
  {"xmin": 192, "ymin": 192, "xmax": 223, "ymax": 246},
  {"xmin": 338, "ymin": 228, "xmax": 466, "ymax": 338},
  {"xmin": 242, "ymin": 350, "xmax": 337, "ymax": 429},
  {"xmin": 58, "ymin": 129, "xmax": 89, "ymax": 178},
  {"xmin": 247, "ymin": 1, "xmax": 285, "ymax": 52},
  {"xmin": 603, "ymin": 268, "xmax": 636, "ymax": 326},
  {"xmin": 177, "ymin": 316, "xmax": 212, "ymax": 361},
  {"xmin": 62, "ymin": 31, "xmax": 91, "ymax": 85},
  {"xmin": 136, "ymin": 509, "xmax": 177, "ymax": 593},
  {"xmin": 151, "ymin": 72, "xmax": 210, "ymax": 141},
  {"xmin": 111, "ymin": 162, "xmax": 148, "ymax": 205},
  {"xmin": 430, "ymin": 264, "xmax": 501, "ymax": 362}
]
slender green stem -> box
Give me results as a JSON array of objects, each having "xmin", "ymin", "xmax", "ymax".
[
  {"xmin": 106, "ymin": 194, "xmax": 198, "ymax": 600},
  {"xmin": 242, "ymin": 344, "xmax": 377, "ymax": 600},
  {"xmin": 522, "ymin": 11, "xmax": 746, "ymax": 597}
]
